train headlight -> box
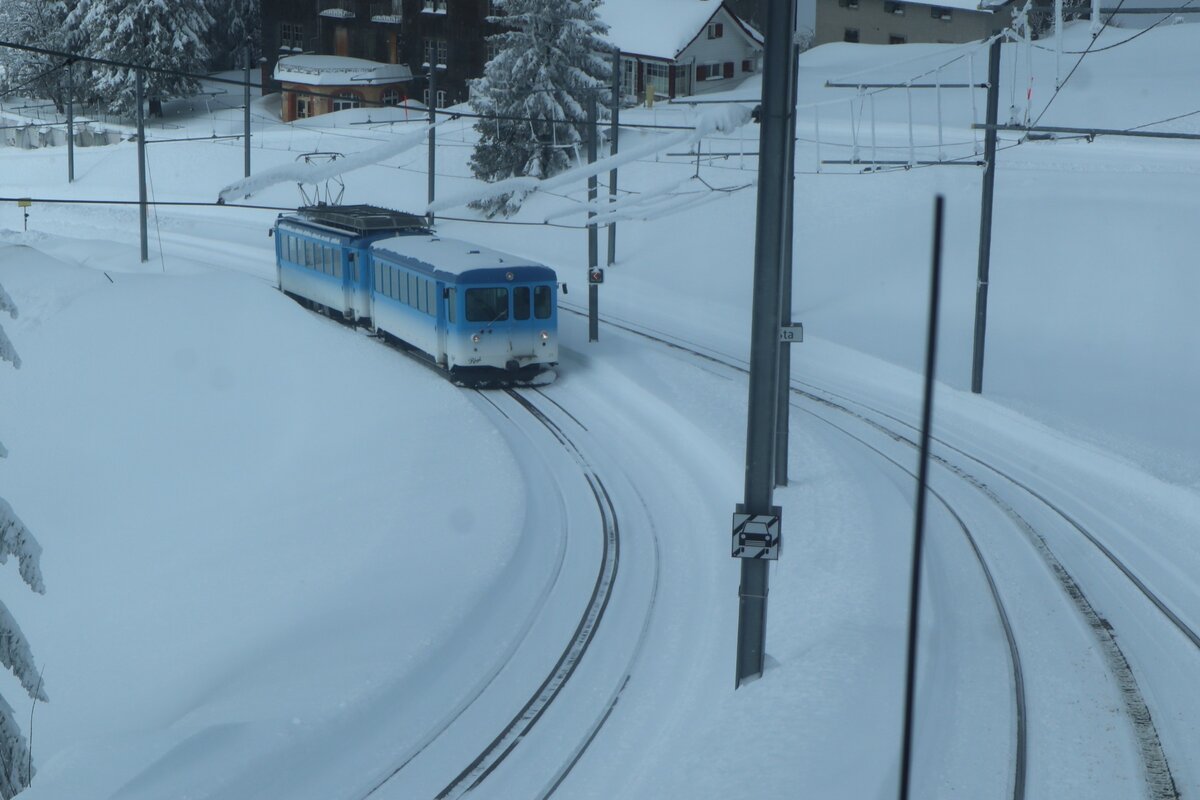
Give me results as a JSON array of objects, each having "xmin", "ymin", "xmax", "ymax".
[
  {"xmin": 540, "ymin": 330, "xmax": 550, "ymax": 341},
  {"xmin": 472, "ymin": 333, "xmax": 481, "ymax": 344}
]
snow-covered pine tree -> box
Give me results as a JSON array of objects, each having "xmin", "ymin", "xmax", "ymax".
[
  {"xmin": 67, "ymin": 0, "xmax": 215, "ymax": 116},
  {"xmin": 469, "ymin": 0, "xmax": 611, "ymax": 217},
  {"xmin": 0, "ymin": 283, "xmax": 47, "ymax": 800},
  {"xmin": 0, "ymin": 1, "xmax": 75, "ymax": 112},
  {"xmin": 205, "ymin": 0, "xmax": 262, "ymax": 71}
]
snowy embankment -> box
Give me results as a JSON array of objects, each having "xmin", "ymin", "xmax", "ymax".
[{"xmin": 0, "ymin": 17, "xmax": 1196, "ymax": 800}]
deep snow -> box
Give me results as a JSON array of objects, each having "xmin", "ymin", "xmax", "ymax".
[{"xmin": 0, "ymin": 19, "xmax": 1197, "ymax": 800}]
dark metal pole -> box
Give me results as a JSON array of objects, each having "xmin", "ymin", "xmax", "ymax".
[
  {"xmin": 588, "ymin": 94, "xmax": 599, "ymax": 342},
  {"xmin": 136, "ymin": 69, "xmax": 148, "ymax": 263},
  {"xmin": 607, "ymin": 48, "xmax": 619, "ymax": 266},
  {"xmin": 774, "ymin": 34, "xmax": 801, "ymax": 488},
  {"xmin": 66, "ymin": 61, "xmax": 75, "ymax": 183},
  {"xmin": 243, "ymin": 51, "xmax": 251, "ymax": 178},
  {"xmin": 427, "ymin": 65, "xmax": 437, "ymax": 226},
  {"xmin": 971, "ymin": 38, "xmax": 1001, "ymax": 394},
  {"xmin": 899, "ymin": 195, "xmax": 946, "ymax": 800},
  {"xmin": 735, "ymin": 0, "xmax": 796, "ymax": 688}
]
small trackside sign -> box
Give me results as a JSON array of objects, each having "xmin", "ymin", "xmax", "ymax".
[
  {"xmin": 732, "ymin": 504, "xmax": 782, "ymax": 560},
  {"xmin": 779, "ymin": 323, "xmax": 803, "ymax": 343}
]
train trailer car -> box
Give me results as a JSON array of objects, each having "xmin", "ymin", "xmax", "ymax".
[
  {"xmin": 274, "ymin": 205, "xmax": 429, "ymax": 323},
  {"xmin": 369, "ymin": 235, "xmax": 560, "ymax": 383}
]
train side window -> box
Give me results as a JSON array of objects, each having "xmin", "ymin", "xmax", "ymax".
[
  {"xmin": 427, "ymin": 281, "xmax": 436, "ymax": 316},
  {"xmin": 534, "ymin": 285, "xmax": 553, "ymax": 319},
  {"xmin": 416, "ymin": 278, "xmax": 427, "ymax": 313},
  {"xmin": 289, "ymin": 236, "xmax": 297, "ymax": 264},
  {"xmin": 447, "ymin": 288, "xmax": 456, "ymax": 323},
  {"xmin": 513, "ymin": 287, "xmax": 530, "ymax": 320},
  {"xmin": 374, "ymin": 264, "xmax": 382, "ymax": 293},
  {"xmin": 409, "ymin": 274, "xmax": 419, "ymax": 308}
]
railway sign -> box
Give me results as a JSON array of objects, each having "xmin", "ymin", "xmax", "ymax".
[
  {"xmin": 732, "ymin": 505, "xmax": 782, "ymax": 560},
  {"xmin": 588, "ymin": 267, "xmax": 604, "ymax": 284},
  {"xmin": 779, "ymin": 322, "xmax": 804, "ymax": 343}
]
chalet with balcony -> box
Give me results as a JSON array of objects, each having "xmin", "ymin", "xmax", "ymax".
[{"xmin": 814, "ymin": 0, "xmax": 1009, "ymax": 45}]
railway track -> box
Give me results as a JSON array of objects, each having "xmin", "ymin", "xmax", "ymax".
[
  {"xmin": 354, "ymin": 383, "xmax": 657, "ymax": 799},
  {"xmin": 562, "ymin": 302, "xmax": 1194, "ymax": 799}
]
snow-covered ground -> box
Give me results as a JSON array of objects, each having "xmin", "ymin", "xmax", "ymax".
[{"xmin": 1, "ymin": 21, "xmax": 1198, "ymax": 799}]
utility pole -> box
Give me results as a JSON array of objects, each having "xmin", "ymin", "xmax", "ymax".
[
  {"xmin": 1055, "ymin": 0, "xmax": 1064, "ymax": 88},
  {"xmin": 136, "ymin": 69, "xmax": 148, "ymax": 263},
  {"xmin": 970, "ymin": 38, "xmax": 1001, "ymax": 394},
  {"xmin": 733, "ymin": 0, "xmax": 796, "ymax": 688},
  {"xmin": 774, "ymin": 30, "xmax": 801, "ymax": 488},
  {"xmin": 587, "ymin": 94, "xmax": 600, "ymax": 342},
  {"xmin": 243, "ymin": 49, "xmax": 252, "ymax": 178},
  {"xmin": 607, "ymin": 48, "xmax": 620, "ymax": 266},
  {"xmin": 66, "ymin": 60, "xmax": 75, "ymax": 183},
  {"xmin": 427, "ymin": 65, "xmax": 437, "ymax": 226}
]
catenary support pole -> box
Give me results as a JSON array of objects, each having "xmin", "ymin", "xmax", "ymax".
[
  {"xmin": 1055, "ymin": 0, "xmax": 1064, "ymax": 88},
  {"xmin": 898, "ymin": 195, "xmax": 946, "ymax": 800},
  {"xmin": 774, "ymin": 32, "xmax": 801, "ymax": 488},
  {"xmin": 243, "ymin": 51, "xmax": 251, "ymax": 178},
  {"xmin": 608, "ymin": 48, "xmax": 619, "ymax": 266},
  {"xmin": 66, "ymin": 61, "xmax": 74, "ymax": 183},
  {"xmin": 735, "ymin": 0, "xmax": 796, "ymax": 688},
  {"xmin": 427, "ymin": 65, "xmax": 437, "ymax": 226},
  {"xmin": 971, "ymin": 37, "xmax": 1001, "ymax": 394},
  {"xmin": 137, "ymin": 69, "xmax": 148, "ymax": 263},
  {"xmin": 588, "ymin": 94, "xmax": 599, "ymax": 342}
]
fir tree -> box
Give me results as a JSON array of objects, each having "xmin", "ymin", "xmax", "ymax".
[
  {"xmin": 0, "ymin": 1, "xmax": 75, "ymax": 112},
  {"xmin": 67, "ymin": 0, "xmax": 215, "ymax": 116},
  {"xmin": 469, "ymin": 0, "xmax": 611, "ymax": 216},
  {"xmin": 205, "ymin": 0, "xmax": 262, "ymax": 71},
  {"xmin": 0, "ymin": 283, "xmax": 47, "ymax": 800}
]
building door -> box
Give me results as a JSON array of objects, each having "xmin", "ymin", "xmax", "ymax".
[
  {"xmin": 335, "ymin": 26, "xmax": 349, "ymax": 56},
  {"xmin": 297, "ymin": 96, "xmax": 311, "ymax": 119},
  {"xmin": 387, "ymin": 31, "xmax": 398, "ymax": 64}
]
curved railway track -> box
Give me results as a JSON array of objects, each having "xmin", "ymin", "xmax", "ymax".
[{"xmin": 563, "ymin": 302, "xmax": 1194, "ymax": 799}]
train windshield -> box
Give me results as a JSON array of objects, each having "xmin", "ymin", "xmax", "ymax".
[
  {"xmin": 466, "ymin": 287, "xmax": 509, "ymax": 322},
  {"xmin": 534, "ymin": 285, "xmax": 553, "ymax": 319}
]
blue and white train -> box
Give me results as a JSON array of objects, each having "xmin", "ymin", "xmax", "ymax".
[{"xmin": 273, "ymin": 205, "xmax": 560, "ymax": 383}]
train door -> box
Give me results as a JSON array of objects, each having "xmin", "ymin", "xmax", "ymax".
[
  {"xmin": 510, "ymin": 285, "xmax": 536, "ymax": 359},
  {"xmin": 344, "ymin": 250, "xmax": 357, "ymax": 318},
  {"xmin": 436, "ymin": 282, "xmax": 450, "ymax": 366}
]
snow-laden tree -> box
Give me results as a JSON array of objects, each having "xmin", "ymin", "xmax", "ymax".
[
  {"xmin": 0, "ymin": 283, "xmax": 47, "ymax": 800},
  {"xmin": 468, "ymin": 0, "xmax": 611, "ymax": 216},
  {"xmin": 0, "ymin": 1, "xmax": 75, "ymax": 112},
  {"xmin": 67, "ymin": 0, "xmax": 214, "ymax": 116},
  {"xmin": 205, "ymin": 0, "xmax": 262, "ymax": 71}
]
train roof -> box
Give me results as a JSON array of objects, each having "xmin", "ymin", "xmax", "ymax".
[
  {"xmin": 371, "ymin": 235, "xmax": 557, "ymax": 282},
  {"xmin": 283, "ymin": 205, "xmax": 429, "ymax": 236}
]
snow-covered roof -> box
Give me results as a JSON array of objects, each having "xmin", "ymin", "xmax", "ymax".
[
  {"xmin": 600, "ymin": 0, "xmax": 756, "ymax": 60},
  {"xmin": 273, "ymin": 55, "xmax": 413, "ymax": 87},
  {"xmin": 371, "ymin": 235, "xmax": 553, "ymax": 279}
]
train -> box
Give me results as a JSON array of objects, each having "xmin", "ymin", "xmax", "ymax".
[{"xmin": 273, "ymin": 205, "xmax": 561, "ymax": 384}]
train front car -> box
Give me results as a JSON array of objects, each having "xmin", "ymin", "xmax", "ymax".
[{"xmin": 369, "ymin": 236, "xmax": 559, "ymax": 385}]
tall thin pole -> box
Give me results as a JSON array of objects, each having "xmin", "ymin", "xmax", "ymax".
[
  {"xmin": 1055, "ymin": 0, "xmax": 1064, "ymax": 88},
  {"xmin": 735, "ymin": 0, "xmax": 796, "ymax": 688},
  {"xmin": 66, "ymin": 61, "xmax": 75, "ymax": 183},
  {"xmin": 243, "ymin": 50, "xmax": 251, "ymax": 178},
  {"xmin": 898, "ymin": 195, "xmax": 946, "ymax": 800},
  {"xmin": 136, "ymin": 68, "xmax": 148, "ymax": 263},
  {"xmin": 774, "ymin": 32, "xmax": 800, "ymax": 488},
  {"xmin": 970, "ymin": 38, "xmax": 1001, "ymax": 394},
  {"xmin": 588, "ymin": 94, "xmax": 599, "ymax": 342},
  {"xmin": 427, "ymin": 66, "xmax": 437, "ymax": 226},
  {"xmin": 607, "ymin": 48, "xmax": 619, "ymax": 266}
]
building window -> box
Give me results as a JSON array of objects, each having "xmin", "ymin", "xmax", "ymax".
[
  {"xmin": 422, "ymin": 0, "xmax": 447, "ymax": 12},
  {"xmin": 382, "ymin": 89, "xmax": 402, "ymax": 105},
  {"xmin": 838, "ymin": 0, "xmax": 860, "ymax": 9},
  {"xmin": 424, "ymin": 37, "xmax": 448, "ymax": 66},
  {"xmin": 645, "ymin": 61, "xmax": 669, "ymax": 98},
  {"xmin": 885, "ymin": 1, "xmax": 905, "ymax": 13},
  {"xmin": 931, "ymin": 5, "xmax": 952, "ymax": 18},
  {"xmin": 844, "ymin": 28, "xmax": 860, "ymax": 42},
  {"xmin": 296, "ymin": 96, "xmax": 312, "ymax": 118},
  {"xmin": 697, "ymin": 62, "xmax": 723, "ymax": 81},
  {"xmin": 620, "ymin": 58, "xmax": 638, "ymax": 98},
  {"xmin": 332, "ymin": 92, "xmax": 360, "ymax": 112},
  {"xmin": 280, "ymin": 21, "xmax": 304, "ymax": 50},
  {"xmin": 423, "ymin": 89, "xmax": 447, "ymax": 108},
  {"xmin": 889, "ymin": 34, "xmax": 906, "ymax": 43},
  {"xmin": 707, "ymin": 22, "xmax": 724, "ymax": 38}
]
